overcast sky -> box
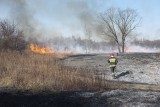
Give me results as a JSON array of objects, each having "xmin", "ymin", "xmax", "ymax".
[{"xmin": 0, "ymin": 0, "xmax": 160, "ymax": 41}]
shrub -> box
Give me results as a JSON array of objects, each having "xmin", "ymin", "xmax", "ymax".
[{"xmin": 0, "ymin": 20, "xmax": 27, "ymax": 52}]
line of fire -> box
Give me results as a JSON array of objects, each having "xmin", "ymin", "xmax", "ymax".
[{"xmin": 29, "ymin": 43, "xmax": 54, "ymax": 54}]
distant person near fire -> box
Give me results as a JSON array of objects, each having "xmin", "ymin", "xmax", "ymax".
[{"xmin": 108, "ymin": 53, "xmax": 118, "ymax": 78}]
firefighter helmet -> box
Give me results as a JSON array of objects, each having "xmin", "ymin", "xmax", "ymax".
[{"xmin": 110, "ymin": 53, "xmax": 114, "ymax": 57}]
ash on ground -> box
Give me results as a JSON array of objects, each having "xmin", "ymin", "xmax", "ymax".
[{"xmin": 63, "ymin": 53, "xmax": 160, "ymax": 84}]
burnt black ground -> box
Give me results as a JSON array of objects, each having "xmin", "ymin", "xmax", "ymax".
[
  {"xmin": 0, "ymin": 92, "xmax": 97, "ymax": 107},
  {"xmin": 1, "ymin": 88, "xmax": 160, "ymax": 107},
  {"xmin": 0, "ymin": 88, "xmax": 92, "ymax": 107}
]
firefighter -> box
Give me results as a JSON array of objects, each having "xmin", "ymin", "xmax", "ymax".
[{"xmin": 108, "ymin": 53, "xmax": 118, "ymax": 78}]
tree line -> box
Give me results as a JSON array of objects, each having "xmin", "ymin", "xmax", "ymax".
[
  {"xmin": 47, "ymin": 36, "xmax": 117, "ymax": 53},
  {"xmin": 132, "ymin": 39, "xmax": 160, "ymax": 49}
]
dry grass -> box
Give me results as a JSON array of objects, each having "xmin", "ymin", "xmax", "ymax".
[
  {"xmin": 1, "ymin": 50, "xmax": 160, "ymax": 93},
  {"xmin": 0, "ymin": 50, "xmax": 99, "ymax": 92}
]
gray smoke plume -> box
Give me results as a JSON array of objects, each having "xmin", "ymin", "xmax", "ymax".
[
  {"xmin": 67, "ymin": 0, "xmax": 104, "ymax": 38},
  {"xmin": 10, "ymin": 0, "xmax": 35, "ymax": 35},
  {"xmin": 0, "ymin": 0, "xmax": 104, "ymax": 40},
  {"xmin": 1, "ymin": 0, "xmax": 158, "ymax": 53},
  {"xmin": 0, "ymin": 0, "xmax": 37, "ymax": 40}
]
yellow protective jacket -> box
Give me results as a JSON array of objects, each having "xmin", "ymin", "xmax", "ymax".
[{"xmin": 108, "ymin": 57, "xmax": 118, "ymax": 67}]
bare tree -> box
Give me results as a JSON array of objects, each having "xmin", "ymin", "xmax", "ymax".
[
  {"xmin": 0, "ymin": 20, "xmax": 15, "ymax": 38},
  {"xmin": 100, "ymin": 8, "xmax": 140, "ymax": 53},
  {"xmin": 0, "ymin": 20, "xmax": 16, "ymax": 49},
  {"xmin": 0, "ymin": 19, "xmax": 27, "ymax": 52}
]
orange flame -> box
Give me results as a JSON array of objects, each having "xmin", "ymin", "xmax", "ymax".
[{"xmin": 29, "ymin": 43, "xmax": 54, "ymax": 54}]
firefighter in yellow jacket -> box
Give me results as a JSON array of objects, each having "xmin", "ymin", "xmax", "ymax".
[{"xmin": 108, "ymin": 53, "xmax": 118, "ymax": 78}]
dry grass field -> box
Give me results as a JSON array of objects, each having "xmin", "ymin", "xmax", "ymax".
[
  {"xmin": 2, "ymin": 51, "xmax": 160, "ymax": 106},
  {"xmin": 0, "ymin": 50, "xmax": 99, "ymax": 92}
]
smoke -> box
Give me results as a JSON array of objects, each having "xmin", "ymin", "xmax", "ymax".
[
  {"xmin": 125, "ymin": 44, "xmax": 160, "ymax": 53},
  {"xmin": 1, "ymin": 0, "xmax": 158, "ymax": 53},
  {"xmin": 0, "ymin": 0, "xmax": 38, "ymax": 40},
  {"xmin": 61, "ymin": 1, "xmax": 103, "ymax": 40},
  {"xmin": 67, "ymin": 0, "xmax": 104, "ymax": 37},
  {"xmin": 0, "ymin": 0, "xmax": 104, "ymax": 41},
  {"xmin": 68, "ymin": 1, "xmax": 95, "ymax": 28}
]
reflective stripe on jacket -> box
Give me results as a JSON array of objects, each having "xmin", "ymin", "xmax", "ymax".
[{"xmin": 108, "ymin": 57, "xmax": 118, "ymax": 67}]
